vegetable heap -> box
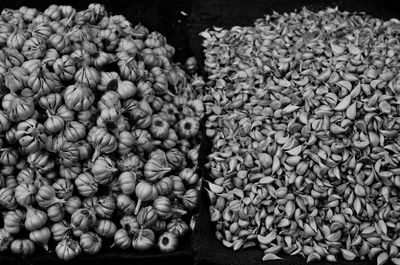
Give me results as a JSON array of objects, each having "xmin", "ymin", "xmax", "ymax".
[
  {"xmin": 201, "ymin": 7, "xmax": 400, "ymax": 265},
  {"xmin": 0, "ymin": 4, "xmax": 204, "ymax": 260}
]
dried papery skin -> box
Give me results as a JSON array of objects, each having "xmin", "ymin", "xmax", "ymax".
[
  {"xmin": 71, "ymin": 208, "xmax": 97, "ymax": 232},
  {"xmin": 52, "ymin": 178, "xmax": 74, "ymax": 200},
  {"xmin": 15, "ymin": 183, "xmax": 36, "ymax": 206},
  {"xmin": 0, "ymin": 228, "xmax": 14, "ymax": 251},
  {"xmin": 181, "ymin": 188, "xmax": 199, "ymax": 211},
  {"xmin": 117, "ymin": 171, "xmax": 136, "ymax": 195},
  {"xmin": 80, "ymin": 232, "xmax": 102, "ymax": 255},
  {"xmin": 10, "ymin": 239, "xmax": 35, "ymax": 257},
  {"xmin": 87, "ymin": 126, "xmax": 118, "ymax": 161},
  {"xmin": 157, "ymin": 231, "xmax": 178, "ymax": 253},
  {"xmin": 55, "ymin": 237, "xmax": 81, "ymax": 261},
  {"xmin": 137, "ymin": 206, "xmax": 158, "ymax": 228},
  {"xmin": 95, "ymin": 195, "xmax": 116, "ymax": 219},
  {"xmin": 3, "ymin": 93, "xmax": 35, "ymax": 122},
  {"xmin": 65, "ymin": 196, "xmax": 82, "ymax": 214},
  {"xmin": 25, "ymin": 207, "xmax": 47, "ymax": 231},
  {"xmin": 53, "ymin": 55, "xmax": 76, "ymax": 81},
  {"xmin": 58, "ymin": 142, "xmax": 80, "ymax": 167},
  {"xmin": 166, "ymin": 218, "xmax": 189, "ymax": 237},
  {"xmin": 2, "ymin": 47, "xmax": 25, "ymax": 67},
  {"xmin": 134, "ymin": 181, "xmax": 158, "ymax": 214},
  {"xmin": 95, "ymin": 219, "xmax": 117, "ymax": 238},
  {"xmin": 202, "ymin": 6, "xmax": 400, "ymax": 263},
  {"xmin": 64, "ymin": 83, "xmax": 95, "ymax": 111},
  {"xmin": 91, "ymin": 156, "xmax": 118, "ymax": 185},
  {"xmin": 131, "ymin": 228, "xmax": 155, "ymax": 251},
  {"xmin": 29, "ymin": 226, "xmax": 51, "ymax": 251},
  {"xmin": 4, "ymin": 66, "xmax": 28, "ymax": 92},
  {"xmin": 35, "ymin": 185, "xmax": 63, "ymax": 208},
  {"xmin": 74, "ymin": 65, "xmax": 100, "ymax": 89},
  {"xmin": 144, "ymin": 153, "xmax": 172, "ymax": 182},
  {"xmin": 47, "ymin": 203, "xmax": 65, "ymax": 222},
  {"xmin": 0, "ymin": 187, "xmax": 18, "ymax": 210},
  {"xmin": 116, "ymin": 194, "xmax": 135, "ymax": 215},
  {"xmin": 22, "ymin": 36, "xmax": 46, "ymax": 60},
  {"xmin": 75, "ymin": 172, "xmax": 98, "ymax": 197}
]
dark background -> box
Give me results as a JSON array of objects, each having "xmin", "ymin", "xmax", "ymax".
[{"xmin": 0, "ymin": 0, "xmax": 400, "ymax": 264}]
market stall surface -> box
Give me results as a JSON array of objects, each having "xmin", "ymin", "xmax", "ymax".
[{"xmin": 1, "ymin": 0, "xmax": 400, "ymax": 265}]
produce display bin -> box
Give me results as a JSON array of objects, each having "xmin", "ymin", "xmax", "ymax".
[
  {"xmin": 189, "ymin": 1, "xmax": 400, "ymax": 265},
  {"xmin": 0, "ymin": 0, "xmax": 195, "ymax": 264},
  {"xmin": 0, "ymin": 0, "xmax": 400, "ymax": 264}
]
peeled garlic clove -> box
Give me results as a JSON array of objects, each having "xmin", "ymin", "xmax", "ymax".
[
  {"xmin": 330, "ymin": 42, "xmax": 345, "ymax": 55},
  {"xmin": 264, "ymin": 245, "xmax": 282, "ymax": 255},
  {"xmin": 379, "ymin": 100, "xmax": 391, "ymax": 114},
  {"xmin": 271, "ymin": 155, "xmax": 281, "ymax": 174},
  {"xmin": 307, "ymin": 252, "xmax": 321, "ymax": 263},
  {"xmin": 324, "ymin": 92, "xmax": 338, "ymax": 106},
  {"xmin": 377, "ymin": 252, "xmax": 389, "ymax": 265},
  {"xmin": 368, "ymin": 247, "xmax": 384, "ymax": 260},
  {"xmin": 259, "ymin": 176, "xmax": 275, "ymax": 185},
  {"xmin": 285, "ymin": 145, "xmax": 302, "ymax": 156},
  {"xmin": 345, "ymin": 101, "xmax": 357, "ymax": 120},
  {"xmin": 334, "ymin": 94, "xmax": 352, "ymax": 111},
  {"xmin": 341, "ymin": 248, "xmax": 357, "ymax": 261},
  {"xmin": 262, "ymin": 253, "xmax": 282, "ymax": 261},
  {"xmin": 342, "ymin": 72, "xmax": 358, "ymax": 82},
  {"xmin": 199, "ymin": 31, "xmax": 213, "ymax": 40},
  {"xmin": 347, "ymin": 44, "xmax": 361, "ymax": 55},
  {"xmin": 361, "ymin": 225, "xmax": 375, "ymax": 235},
  {"xmin": 274, "ymin": 131, "xmax": 289, "ymax": 145},
  {"xmin": 353, "ymin": 140, "xmax": 370, "ymax": 149},
  {"xmin": 282, "ymin": 105, "xmax": 299, "ymax": 115},
  {"xmin": 207, "ymin": 181, "xmax": 224, "ymax": 194},
  {"xmin": 282, "ymin": 137, "xmax": 298, "ymax": 150},
  {"xmin": 326, "ymin": 230, "xmax": 341, "ymax": 242},
  {"xmin": 316, "ymin": 67, "xmax": 331, "ymax": 81},
  {"xmin": 330, "ymin": 124, "xmax": 346, "ymax": 134},
  {"xmin": 285, "ymin": 156, "xmax": 301, "ymax": 166},
  {"xmin": 257, "ymin": 231, "xmax": 276, "ymax": 245},
  {"xmin": 257, "ymin": 153, "xmax": 272, "ymax": 168},
  {"xmin": 222, "ymin": 239, "xmax": 234, "ymax": 248},
  {"xmin": 232, "ymin": 239, "xmax": 244, "ymax": 251},
  {"xmin": 326, "ymin": 254, "xmax": 337, "ymax": 262}
]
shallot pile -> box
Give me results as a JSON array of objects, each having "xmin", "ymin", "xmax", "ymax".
[
  {"xmin": 0, "ymin": 4, "xmax": 204, "ymax": 260},
  {"xmin": 202, "ymin": 7, "xmax": 400, "ymax": 265}
]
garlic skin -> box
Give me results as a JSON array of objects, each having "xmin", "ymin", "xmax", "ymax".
[
  {"xmin": 10, "ymin": 239, "xmax": 35, "ymax": 257},
  {"xmin": 55, "ymin": 237, "xmax": 82, "ymax": 261},
  {"xmin": 80, "ymin": 232, "xmax": 102, "ymax": 255},
  {"xmin": 131, "ymin": 228, "xmax": 155, "ymax": 251},
  {"xmin": 112, "ymin": 229, "xmax": 131, "ymax": 249},
  {"xmin": 0, "ymin": 228, "xmax": 14, "ymax": 251},
  {"xmin": 157, "ymin": 232, "xmax": 178, "ymax": 253},
  {"xmin": 29, "ymin": 226, "xmax": 51, "ymax": 251},
  {"xmin": 25, "ymin": 207, "xmax": 47, "ymax": 231}
]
